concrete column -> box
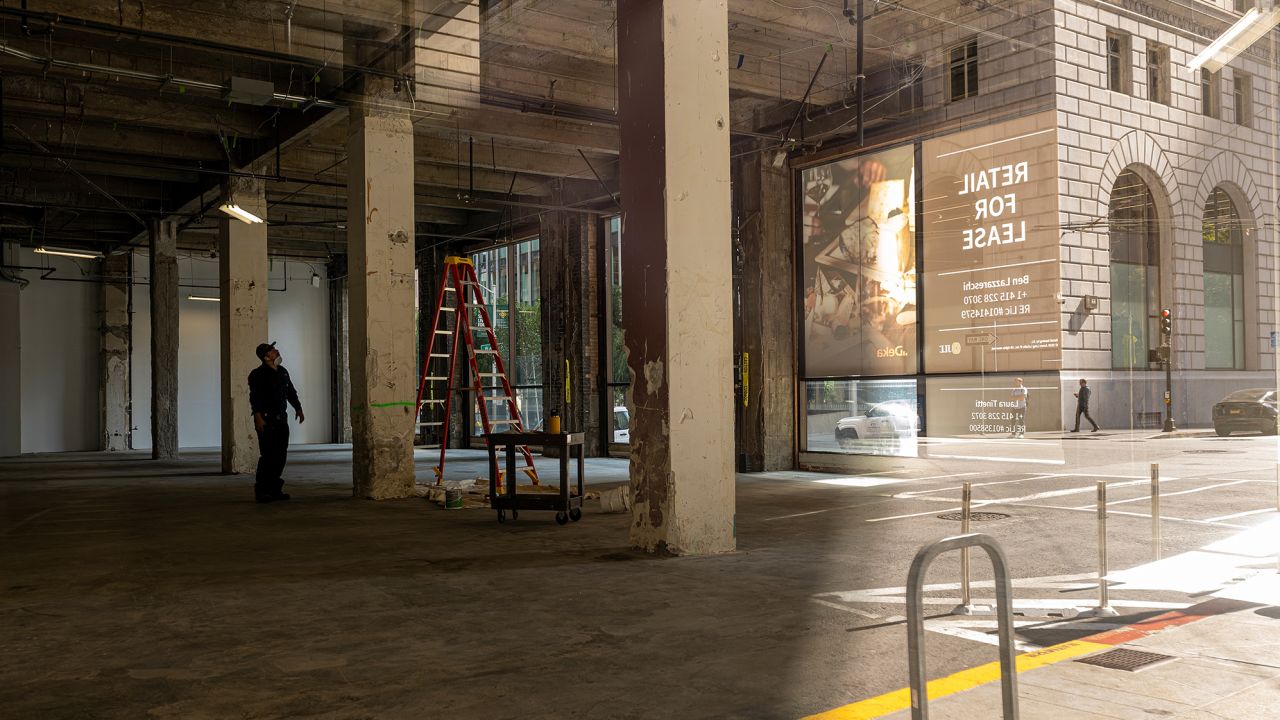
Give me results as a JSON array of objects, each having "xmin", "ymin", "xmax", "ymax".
[
  {"xmin": 328, "ymin": 254, "xmax": 352, "ymax": 445},
  {"xmin": 0, "ymin": 264, "xmax": 20, "ymax": 457},
  {"xmin": 219, "ymin": 177, "xmax": 269, "ymax": 474},
  {"xmin": 733, "ymin": 140, "xmax": 796, "ymax": 471},
  {"xmin": 618, "ymin": 0, "xmax": 735, "ymax": 555},
  {"xmin": 540, "ymin": 207, "xmax": 602, "ymax": 456},
  {"xmin": 101, "ymin": 253, "xmax": 131, "ymax": 451},
  {"xmin": 149, "ymin": 218, "xmax": 179, "ymax": 460},
  {"xmin": 347, "ymin": 77, "xmax": 417, "ymax": 499}
]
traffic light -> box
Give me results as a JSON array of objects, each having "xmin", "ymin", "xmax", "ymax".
[{"xmin": 1160, "ymin": 308, "xmax": 1172, "ymax": 336}]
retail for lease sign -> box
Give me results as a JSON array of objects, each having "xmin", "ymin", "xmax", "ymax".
[{"xmin": 922, "ymin": 111, "xmax": 1061, "ymax": 373}]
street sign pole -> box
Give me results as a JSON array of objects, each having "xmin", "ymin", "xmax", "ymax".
[{"xmin": 1161, "ymin": 309, "xmax": 1176, "ymax": 432}]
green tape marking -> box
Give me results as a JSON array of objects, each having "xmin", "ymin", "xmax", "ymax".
[{"xmin": 351, "ymin": 401, "xmax": 417, "ymax": 411}]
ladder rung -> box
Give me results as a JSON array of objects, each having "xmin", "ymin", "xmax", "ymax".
[
  {"xmin": 487, "ymin": 419, "xmax": 519, "ymax": 426},
  {"xmin": 422, "ymin": 376, "xmax": 448, "ymax": 381},
  {"xmin": 482, "ymin": 396, "xmax": 513, "ymax": 403},
  {"xmin": 416, "ymin": 421, "xmax": 444, "ymax": 428},
  {"xmin": 443, "ymin": 287, "xmax": 456, "ymax": 292},
  {"xmin": 439, "ymin": 306, "xmax": 455, "ymax": 312},
  {"xmin": 478, "ymin": 373, "xmax": 506, "ymax": 378},
  {"xmin": 429, "ymin": 353, "xmax": 451, "ymax": 358},
  {"xmin": 434, "ymin": 330, "xmax": 452, "ymax": 335},
  {"xmin": 415, "ymin": 443, "xmax": 442, "ymax": 449},
  {"xmin": 474, "ymin": 349, "xmax": 497, "ymax": 354},
  {"xmin": 419, "ymin": 399, "xmax": 447, "ymax": 405}
]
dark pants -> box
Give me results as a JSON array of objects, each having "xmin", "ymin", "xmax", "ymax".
[
  {"xmin": 1073, "ymin": 406, "xmax": 1098, "ymax": 431},
  {"xmin": 255, "ymin": 421, "xmax": 290, "ymax": 497}
]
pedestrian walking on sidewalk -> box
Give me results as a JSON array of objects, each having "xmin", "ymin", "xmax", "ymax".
[
  {"xmin": 1071, "ymin": 378, "xmax": 1099, "ymax": 433},
  {"xmin": 1010, "ymin": 377, "xmax": 1028, "ymax": 438},
  {"xmin": 249, "ymin": 342, "xmax": 305, "ymax": 503}
]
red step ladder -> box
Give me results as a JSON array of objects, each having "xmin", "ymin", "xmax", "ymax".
[{"xmin": 415, "ymin": 256, "xmax": 538, "ymax": 486}]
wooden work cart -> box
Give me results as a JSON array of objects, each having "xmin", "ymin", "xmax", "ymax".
[{"xmin": 485, "ymin": 431, "xmax": 585, "ymax": 525}]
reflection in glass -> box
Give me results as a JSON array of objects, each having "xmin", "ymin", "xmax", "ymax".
[
  {"xmin": 800, "ymin": 145, "xmax": 918, "ymax": 377},
  {"xmin": 802, "ymin": 378, "xmax": 918, "ymax": 457},
  {"xmin": 1203, "ymin": 188, "xmax": 1245, "ymax": 370},
  {"xmin": 1109, "ymin": 169, "xmax": 1160, "ymax": 369}
]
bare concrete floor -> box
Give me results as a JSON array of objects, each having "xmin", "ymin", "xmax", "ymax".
[{"xmin": 3, "ymin": 444, "xmax": 1279, "ymax": 719}]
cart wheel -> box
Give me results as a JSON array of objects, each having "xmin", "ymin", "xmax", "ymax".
[
  {"xmin": 511, "ymin": 510, "xmax": 519, "ymax": 521},
  {"xmin": 555, "ymin": 512, "xmax": 569, "ymax": 526},
  {"xmin": 497, "ymin": 510, "xmax": 507, "ymax": 523},
  {"xmin": 569, "ymin": 507, "xmax": 582, "ymax": 522}
]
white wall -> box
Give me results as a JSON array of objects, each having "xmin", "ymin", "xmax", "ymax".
[
  {"xmin": 14, "ymin": 247, "xmax": 102, "ymax": 454},
  {"xmin": 0, "ymin": 254, "xmax": 23, "ymax": 457},
  {"xmin": 131, "ymin": 252, "xmax": 332, "ymax": 449}
]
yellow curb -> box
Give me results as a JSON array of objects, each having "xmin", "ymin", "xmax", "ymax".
[{"xmin": 802, "ymin": 639, "xmax": 1111, "ymax": 719}]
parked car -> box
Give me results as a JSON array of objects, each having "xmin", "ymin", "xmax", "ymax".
[
  {"xmin": 834, "ymin": 400, "xmax": 918, "ymax": 447},
  {"xmin": 1212, "ymin": 389, "xmax": 1278, "ymax": 437}
]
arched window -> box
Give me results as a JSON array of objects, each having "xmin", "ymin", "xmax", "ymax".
[
  {"xmin": 1203, "ymin": 187, "xmax": 1245, "ymax": 369},
  {"xmin": 1109, "ymin": 169, "xmax": 1161, "ymax": 369}
]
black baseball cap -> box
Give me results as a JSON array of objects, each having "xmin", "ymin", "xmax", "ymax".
[{"xmin": 255, "ymin": 342, "xmax": 277, "ymax": 360}]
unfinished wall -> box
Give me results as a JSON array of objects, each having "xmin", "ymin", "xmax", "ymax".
[
  {"xmin": 15, "ymin": 247, "xmax": 102, "ymax": 454},
  {"xmin": 0, "ymin": 245, "xmax": 23, "ymax": 457},
  {"xmin": 131, "ymin": 253, "xmax": 333, "ymax": 449}
]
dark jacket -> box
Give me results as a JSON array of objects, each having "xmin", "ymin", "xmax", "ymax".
[
  {"xmin": 248, "ymin": 363, "xmax": 302, "ymax": 422},
  {"xmin": 1076, "ymin": 385, "xmax": 1092, "ymax": 409}
]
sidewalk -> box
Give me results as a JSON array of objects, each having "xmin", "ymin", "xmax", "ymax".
[
  {"xmin": 808, "ymin": 518, "xmax": 1280, "ymax": 719},
  {"xmin": 878, "ymin": 598, "xmax": 1280, "ymax": 719}
]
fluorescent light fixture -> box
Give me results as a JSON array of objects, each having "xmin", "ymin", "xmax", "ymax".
[
  {"xmin": 34, "ymin": 246, "xmax": 103, "ymax": 260},
  {"xmin": 187, "ymin": 294, "xmax": 220, "ymax": 302},
  {"xmin": 1187, "ymin": 7, "xmax": 1280, "ymax": 73},
  {"xmin": 219, "ymin": 202, "xmax": 264, "ymax": 225}
]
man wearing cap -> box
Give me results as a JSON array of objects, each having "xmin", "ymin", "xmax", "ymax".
[{"xmin": 248, "ymin": 342, "xmax": 304, "ymax": 503}]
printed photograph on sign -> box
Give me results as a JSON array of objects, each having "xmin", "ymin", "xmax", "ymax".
[
  {"xmin": 800, "ymin": 144, "xmax": 917, "ymax": 377},
  {"xmin": 921, "ymin": 111, "xmax": 1062, "ymax": 374}
]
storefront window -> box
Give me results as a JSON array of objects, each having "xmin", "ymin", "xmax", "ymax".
[
  {"xmin": 470, "ymin": 238, "xmax": 542, "ymax": 433},
  {"xmin": 801, "ymin": 378, "xmax": 918, "ymax": 457},
  {"xmin": 605, "ymin": 215, "xmax": 629, "ymax": 445}
]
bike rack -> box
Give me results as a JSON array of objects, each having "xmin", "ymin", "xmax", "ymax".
[{"xmin": 907, "ymin": 533, "xmax": 1019, "ymax": 719}]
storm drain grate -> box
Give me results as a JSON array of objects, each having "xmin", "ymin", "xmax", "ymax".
[
  {"xmin": 937, "ymin": 511, "xmax": 1010, "ymax": 522},
  {"xmin": 1075, "ymin": 648, "xmax": 1176, "ymax": 672}
]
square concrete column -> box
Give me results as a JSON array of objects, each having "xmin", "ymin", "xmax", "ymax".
[
  {"xmin": 733, "ymin": 140, "xmax": 796, "ymax": 471},
  {"xmin": 219, "ymin": 177, "xmax": 269, "ymax": 474},
  {"xmin": 540, "ymin": 208, "xmax": 602, "ymax": 456},
  {"xmin": 347, "ymin": 78, "xmax": 417, "ymax": 499},
  {"xmin": 617, "ymin": 0, "xmax": 735, "ymax": 555},
  {"xmin": 101, "ymin": 253, "xmax": 131, "ymax": 451},
  {"xmin": 149, "ymin": 219, "xmax": 179, "ymax": 460}
]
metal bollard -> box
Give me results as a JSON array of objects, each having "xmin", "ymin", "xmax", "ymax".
[
  {"xmin": 1151, "ymin": 463, "xmax": 1161, "ymax": 561},
  {"xmin": 961, "ymin": 482, "xmax": 971, "ymax": 605},
  {"xmin": 1083, "ymin": 480, "xmax": 1118, "ymax": 617},
  {"xmin": 951, "ymin": 483, "xmax": 990, "ymax": 615}
]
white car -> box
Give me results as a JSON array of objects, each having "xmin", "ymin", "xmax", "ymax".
[
  {"xmin": 613, "ymin": 406, "xmax": 630, "ymax": 443},
  {"xmin": 834, "ymin": 400, "xmax": 918, "ymax": 447}
]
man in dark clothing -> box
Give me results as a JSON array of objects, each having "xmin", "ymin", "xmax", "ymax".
[
  {"xmin": 1071, "ymin": 378, "xmax": 1099, "ymax": 432},
  {"xmin": 248, "ymin": 342, "xmax": 304, "ymax": 503}
]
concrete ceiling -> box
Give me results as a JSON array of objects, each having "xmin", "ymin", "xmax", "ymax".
[{"xmin": 0, "ymin": 0, "xmax": 987, "ymax": 260}]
